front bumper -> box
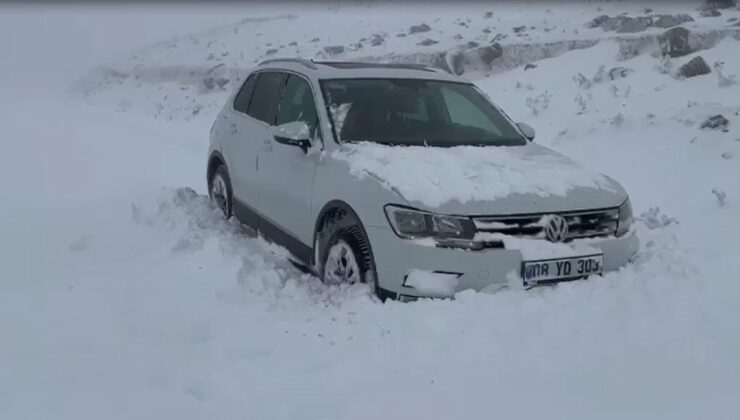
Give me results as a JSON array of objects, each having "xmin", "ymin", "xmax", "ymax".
[{"xmin": 366, "ymin": 226, "xmax": 639, "ymax": 299}]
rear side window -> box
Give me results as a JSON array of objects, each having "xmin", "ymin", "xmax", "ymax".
[
  {"xmin": 233, "ymin": 74, "xmax": 257, "ymax": 114},
  {"xmin": 247, "ymin": 72, "xmax": 288, "ymax": 125}
]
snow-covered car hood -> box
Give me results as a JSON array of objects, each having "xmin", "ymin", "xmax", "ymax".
[{"xmin": 330, "ymin": 142, "xmax": 627, "ymax": 215}]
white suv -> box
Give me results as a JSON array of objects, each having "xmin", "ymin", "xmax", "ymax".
[{"xmin": 207, "ymin": 58, "xmax": 638, "ymax": 300}]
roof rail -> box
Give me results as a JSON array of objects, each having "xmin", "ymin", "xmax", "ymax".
[
  {"xmin": 314, "ymin": 61, "xmax": 449, "ymax": 74},
  {"xmin": 425, "ymin": 65, "xmax": 451, "ymax": 75},
  {"xmin": 258, "ymin": 57, "xmax": 317, "ymax": 69}
]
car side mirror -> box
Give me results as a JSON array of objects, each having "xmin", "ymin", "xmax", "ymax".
[
  {"xmin": 273, "ymin": 121, "xmax": 312, "ymax": 153},
  {"xmin": 517, "ymin": 122, "xmax": 535, "ymax": 141}
]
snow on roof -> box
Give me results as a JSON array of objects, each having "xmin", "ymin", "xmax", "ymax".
[{"xmin": 255, "ymin": 58, "xmax": 465, "ymax": 82}]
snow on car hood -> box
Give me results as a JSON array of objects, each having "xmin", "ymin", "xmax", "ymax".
[{"xmin": 330, "ymin": 142, "xmax": 620, "ymax": 209}]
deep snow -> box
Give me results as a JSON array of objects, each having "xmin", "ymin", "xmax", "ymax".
[{"xmin": 2, "ymin": 2, "xmax": 740, "ymax": 420}]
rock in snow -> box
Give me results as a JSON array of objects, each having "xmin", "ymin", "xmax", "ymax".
[
  {"xmin": 678, "ymin": 56, "xmax": 712, "ymax": 78},
  {"xmin": 323, "ymin": 45, "xmax": 345, "ymax": 55},
  {"xmin": 418, "ymin": 38, "xmax": 439, "ymax": 47},
  {"xmin": 588, "ymin": 14, "xmax": 692, "ymax": 33},
  {"xmin": 370, "ymin": 34, "xmax": 385, "ymax": 46},
  {"xmin": 408, "ymin": 23, "xmax": 431, "ymax": 34},
  {"xmin": 653, "ymin": 14, "xmax": 694, "ymax": 28},
  {"xmin": 617, "ymin": 16, "xmax": 653, "ymax": 33},
  {"xmin": 700, "ymin": 9, "xmax": 723, "ymax": 17},
  {"xmin": 659, "ymin": 27, "xmax": 693, "ymax": 58},
  {"xmin": 700, "ymin": 0, "xmax": 737, "ymax": 10},
  {"xmin": 700, "ymin": 114, "xmax": 730, "ymax": 130},
  {"xmin": 587, "ymin": 15, "xmax": 611, "ymax": 29}
]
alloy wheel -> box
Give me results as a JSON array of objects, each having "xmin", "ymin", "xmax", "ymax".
[{"xmin": 323, "ymin": 239, "xmax": 361, "ymax": 285}]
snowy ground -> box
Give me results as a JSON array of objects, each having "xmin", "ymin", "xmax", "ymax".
[{"xmin": 2, "ymin": 2, "xmax": 740, "ymax": 419}]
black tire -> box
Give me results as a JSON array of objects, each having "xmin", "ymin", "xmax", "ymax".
[
  {"xmin": 208, "ymin": 165, "xmax": 233, "ymax": 219},
  {"xmin": 317, "ymin": 213, "xmax": 378, "ymax": 297}
]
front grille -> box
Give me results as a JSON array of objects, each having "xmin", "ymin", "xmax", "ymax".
[{"xmin": 473, "ymin": 208, "xmax": 619, "ymax": 241}]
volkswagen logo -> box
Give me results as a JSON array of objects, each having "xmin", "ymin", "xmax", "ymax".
[{"xmin": 544, "ymin": 215, "xmax": 569, "ymax": 242}]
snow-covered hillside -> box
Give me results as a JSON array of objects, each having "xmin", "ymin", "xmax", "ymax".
[
  {"xmin": 75, "ymin": 1, "xmax": 740, "ymax": 120},
  {"xmin": 3, "ymin": 2, "xmax": 740, "ymax": 419}
]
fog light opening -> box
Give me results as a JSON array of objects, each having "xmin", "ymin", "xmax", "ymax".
[{"xmin": 402, "ymin": 270, "xmax": 463, "ymax": 297}]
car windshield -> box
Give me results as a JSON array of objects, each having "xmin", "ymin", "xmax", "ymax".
[{"xmin": 320, "ymin": 78, "xmax": 527, "ymax": 147}]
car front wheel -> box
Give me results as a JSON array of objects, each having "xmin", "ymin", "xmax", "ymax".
[{"xmin": 319, "ymin": 223, "xmax": 378, "ymax": 296}]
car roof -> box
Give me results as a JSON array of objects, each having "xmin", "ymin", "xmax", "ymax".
[{"xmin": 254, "ymin": 58, "xmax": 465, "ymax": 83}]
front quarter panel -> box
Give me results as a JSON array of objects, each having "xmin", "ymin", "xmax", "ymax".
[{"xmin": 311, "ymin": 153, "xmax": 407, "ymax": 232}]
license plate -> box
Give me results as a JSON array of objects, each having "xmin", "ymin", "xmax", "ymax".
[{"xmin": 522, "ymin": 254, "xmax": 603, "ymax": 286}]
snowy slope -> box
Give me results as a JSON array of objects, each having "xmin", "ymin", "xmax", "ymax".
[
  {"xmin": 74, "ymin": 1, "xmax": 740, "ymax": 120},
  {"xmin": 3, "ymin": 1, "xmax": 740, "ymax": 419}
]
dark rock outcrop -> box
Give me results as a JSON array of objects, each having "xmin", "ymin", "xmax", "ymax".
[
  {"xmin": 700, "ymin": 114, "xmax": 729, "ymax": 130},
  {"xmin": 370, "ymin": 34, "xmax": 385, "ymax": 46},
  {"xmin": 653, "ymin": 14, "xmax": 694, "ymax": 28},
  {"xmin": 588, "ymin": 14, "xmax": 693, "ymax": 33},
  {"xmin": 323, "ymin": 45, "xmax": 345, "ymax": 55},
  {"xmin": 658, "ymin": 27, "xmax": 692, "ymax": 58},
  {"xmin": 700, "ymin": 9, "xmax": 722, "ymax": 17},
  {"xmin": 699, "ymin": 0, "xmax": 736, "ymax": 10},
  {"xmin": 409, "ymin": 23, "xmax": 431, "ymax": 34},
  {"xmin": 587, "ymin": 15, "xmax": 610, "ymax": 29},
  {"xmin": 678, "ymin": 56, "xmax": 712, "ymax": 78},
  {"xmin": 618, "ymin": 16, "xmax": 653, "ymax": 33},
  {"xmin": 418, "ymin": 38, "xmax": 439, "ymax": 46}
]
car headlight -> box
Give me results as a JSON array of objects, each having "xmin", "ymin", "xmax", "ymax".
[
  {"xmin": 384, "ymin": 205, "xmax": 476, "ymax": 240},
  {"xmin": 616, "ymin": 198, "xmax": 634, "ymax": 236}
]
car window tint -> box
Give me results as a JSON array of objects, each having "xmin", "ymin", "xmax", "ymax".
[
  {"xmin": 233, "ymin": 74, "xmax": 257, "ymax": 114},
  {"xmin": 276, "ymin": 75, "xmax": 319, "ymax": 136},
  {"xmin": 321, "ymin": 79, "xmax": 524, "ymax": 147},
  {"xmin": 439, "ymin": 86, "xmax": 502, "ymax": 136},
  {"xmin": 247, "ymin": 72, "xmax": 288, "ymax": 125}
]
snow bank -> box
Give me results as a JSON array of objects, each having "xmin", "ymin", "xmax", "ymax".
[{"xmin": 331, "ymin": 142, "xmax": 617, "ymax": 208}]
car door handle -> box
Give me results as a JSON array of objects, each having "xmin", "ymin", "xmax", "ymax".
[{"xmin": 261, "ymin": 138, "xmax": 273, "ymax": 151}]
